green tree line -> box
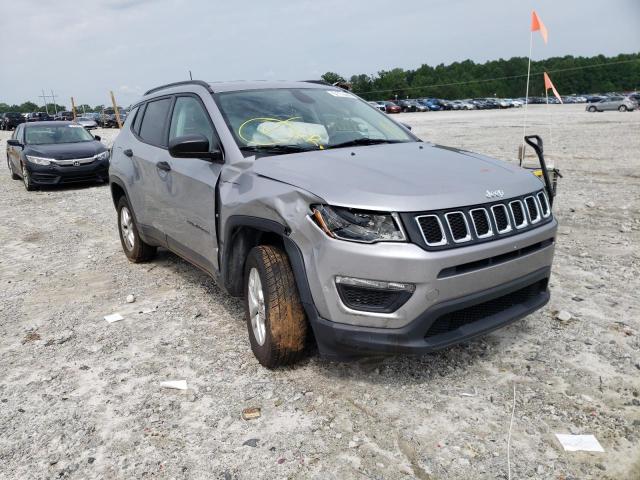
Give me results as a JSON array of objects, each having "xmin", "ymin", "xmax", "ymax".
[
  {"xmin": 0, "ymin": 102, "xmax": 110, "ymax": 114},
  {"xmin": 322, "ymin": 52, "xmax": 640, "ymax": 100}
]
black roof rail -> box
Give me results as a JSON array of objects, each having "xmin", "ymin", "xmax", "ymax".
[{"xmin": 143, "ymin": 80, "xmax": 213, "ymax": 96}]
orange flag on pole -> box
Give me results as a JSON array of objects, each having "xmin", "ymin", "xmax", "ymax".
[
  {"xmin": 531, "ymin": 10, "xmax": 548, "ymax": 44},
  {"xmin": 544, "ymin": 72, "xmax": 563, "ymax": 103}
]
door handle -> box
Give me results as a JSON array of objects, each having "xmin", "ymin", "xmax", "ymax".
[
  {"xmin": 123, "ymin": 149, "xmax": 133, "ymax": 157},
  {"xmin": 156, "ymin": 161, "xmax": 172, "ymax": 172}
]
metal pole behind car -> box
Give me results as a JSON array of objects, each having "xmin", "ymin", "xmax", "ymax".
[{"xmin": 110, "ymin": 91, "xmax": 122, "ymax": 129}]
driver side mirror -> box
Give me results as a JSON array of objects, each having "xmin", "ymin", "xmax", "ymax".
[
  {"xmin": 168, "ymin": 134, "xmax": 223, "ymax": 162},
  {"xmin": 7, "ymin": 139, "xmax": 23, "ymax": 148},
  {"xmin": 94, "ymin": 135, "xmax": 101, "ymax": 141}
]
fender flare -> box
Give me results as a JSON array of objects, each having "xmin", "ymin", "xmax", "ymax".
[{"xmin": 221, "ymin": 215, "xmax": 315, "ymax": 309}]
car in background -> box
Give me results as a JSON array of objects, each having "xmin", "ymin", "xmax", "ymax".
[
  {"xmin": 0, "ymin": 112, "xmax": 26, "ymax": 130},
  {"xmin": 384, "ymin": 101, "xmax": 401, "ymax": 113},
  {"xmin": 54, "ymin": 111, "xmax": 74, "ymax": 121},
  {"xmin": 25, "ymin": 112, "xmax": 53, "ymax": 122},
  {"xmin": 373, "ymin": 101, "xmax": 387, "ymax": 111},
  {"xmin": 75, "ymin": 116, "xmax": 98, "ymax": 129},
  {"xmin": 586, "ymin": 96, "xmax": 636, "ymax": 112},
  {"xmin": 451, "ymin": 100, "xmax": 475, "ymax": 110},
  {"xmin": 5, "ymin": 121, "xmax": 109, "ymax": 190},
  {"xmin": 368, "ymin": 101, "xmax": 386, "ymax": 112},
  {"xmin": 412, "ymin": 101, "xmax": 428, "ymax": 112},
  {"xmin": 418, "ymin": 99, "xmax": 442, "ymax": 111},
  {"xmin": 398, "ymin": 100, "xmax": 417, "ymax": 112},
  {"xmin": 505, "ymin": 99, "xmax": 523, "ymax": 108},
  {"xmin": 586, "ymin": 95, "xmax": 607, "ymax": 103}
]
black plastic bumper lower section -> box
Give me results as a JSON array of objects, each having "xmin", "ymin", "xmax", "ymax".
[
  {"xmin": 306, "ymin": 267, "xmax": 551, "ymax": 359},
  {"xmin": 28, "ymin": 163, "xmax": 109, "ymax": 185}
]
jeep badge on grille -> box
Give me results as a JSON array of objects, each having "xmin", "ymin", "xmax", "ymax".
[{"xmin": 485, "ymin": 189, "xmax": 505, "ymax": 199}]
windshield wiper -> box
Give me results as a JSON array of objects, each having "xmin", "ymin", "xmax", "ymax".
[
  {"xmin": 240, "ymin": 144, "xmax": 314, "ymax": 154},
  {"xmin": 326, "ymin": 138, "xmax": 408, "ymax": 150}
]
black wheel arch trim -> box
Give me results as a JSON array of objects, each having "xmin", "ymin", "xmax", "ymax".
[{"xmin": 221, "ymin": 215, "xmax": 316, "ymax": 312}]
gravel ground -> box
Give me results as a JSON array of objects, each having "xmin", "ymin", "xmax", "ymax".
[{"xmin": 0, "ymin": 104, "xmax": 638, "ymax": 480}]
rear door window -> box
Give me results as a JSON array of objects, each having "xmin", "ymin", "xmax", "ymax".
[{"xmin": 138, "ymin": 97, "xmax": 172, "ymax": 147}]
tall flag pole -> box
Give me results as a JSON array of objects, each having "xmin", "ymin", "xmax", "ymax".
[{"xmin": 522, "ymin": 10, "xmax": 548, "ymax": 161}]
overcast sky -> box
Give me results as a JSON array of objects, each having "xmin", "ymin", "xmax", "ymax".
[{"xmin": 1, "ymin": 0, "xmax": 638, "ymax": 106}]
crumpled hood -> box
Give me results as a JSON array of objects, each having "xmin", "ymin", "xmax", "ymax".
[
  {"xmin": 25, "ymin": 141, "xmax": 106, "ymax": 160},
  {"xmin": 252, "ymin": 142, "xmax": 544, "ymax": 212}
]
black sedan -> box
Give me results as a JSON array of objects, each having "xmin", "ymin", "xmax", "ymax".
[
  {"xmin": 6, "ymin": 121, "xmax": 109, "ymax": 190},
  {"xmin": 0, "ymin": 112, "xmax": 26, "ymax": 130}
]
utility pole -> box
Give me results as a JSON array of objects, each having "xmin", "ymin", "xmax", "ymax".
[
  {"xmin": 39, "ymin": 90, "xmax": 50, "ymax": 114},
  {"xmin": 70, "ymin": 97, "xmax": 77, "ymax": 120},
  {"xmin": 110, "ymin": 90, "xmax": 122, "ymax": 129},
  {"xmin": 50, "ymin": 90, "xmax": 58, "ymax": 115}
]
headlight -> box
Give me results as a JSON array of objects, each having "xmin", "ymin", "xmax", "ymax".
[
  {"xmin": 95, "ymin": 151, "xmax": 109, "ymax": 161},
  {"xmin": 311, "ymin": 205, "xmax": 406, "ymax": 243},
  {"xmin": 25, "ymin": 155, "xmax": 53, "ymax": 165}
]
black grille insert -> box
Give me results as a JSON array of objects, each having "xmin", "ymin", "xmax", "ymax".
[
  {"xmin": 537, "ymin": 192, "xmax": 549, "ymax": 217},
  {"xmin": 424, "ymin": 279, "xmax": 548, "ymax": 338},
  {"xmin": 471, "ymin": 209, "xmax": 490, "ymax": 237},
  {"xmin": 525, "ymin": 197, "xmax": 539, "ymax": 222},
  {"xmin": 337, "ymin": 284, "xmax": 412, "ymax": 313},
  {"xmin": 446, "ymin": 212, "xmax": 469, "ymax": 242},
  {"xmin": 417, "ymin": 215, "xmax": 445, "ymax": 245},
  {"xmin": 492, "ymin": 205, "xmax": 510, "ymax": 232},
  {"xmin": 510, "ymin": 201, "xmax": 526, "ymax": 227}
]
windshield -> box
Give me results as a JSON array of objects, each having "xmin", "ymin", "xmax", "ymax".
[
  {"xmin": 25, "ymin": 124, "xmax": 95, "ymax": 145},
  {"xmin": 215, "ymin": 88, "xmax": 414, "ymax": 153}
]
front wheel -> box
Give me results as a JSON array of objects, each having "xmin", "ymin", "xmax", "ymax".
[
  {"xmin": 244, "ymin": 245, "xmax": 307, "ymax": 368},
  {"xmin": 116, "ymin": 196, "xmax": 156, "ymax": 262},
  {"xmin": 588, "ymin": 106, "xmax": 597, "ymax": 112},
  {"xmin": 8, "ymin": 158, "xmax": 19, "ymax": 180},
  {"xmin": 618, "ymin": 105, "xmax": 627, "ymax": 112},
  {"xmin": 21, "ymin": 163, "xmax": 35, "ymax": 191}
]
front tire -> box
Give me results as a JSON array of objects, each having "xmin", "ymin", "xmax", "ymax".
[
  {"xmin": 8, "ymin": 158, "xmax": 19, "ymax": 180},
  {"xmin": 588, "ymin": 106, "xmax": 596, "ymax": 112},
  {"xmin": 116, "ymin": 196, "xmax": 156, "ymax": 262},
  {"xmin": 21, "ymin": 163, "xmax": 35, "ymax": 191},
  {"xmin": 244, "ymin": 245, "xmax": 307, "ymax": 368}
]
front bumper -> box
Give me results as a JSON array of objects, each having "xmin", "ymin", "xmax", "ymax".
[
  {"xmin": 25, "ymin": 160, "xmax": 109, "ymax": 185},
  {"xmin": 310, "ymin": 267, "xmax": 550, "ymax": 358},
  {"xmin": 290, "ymin": 214, "xmax": 557, "ymax": 357}
]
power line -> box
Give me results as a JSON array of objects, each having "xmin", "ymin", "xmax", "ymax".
[{"xmin": 352, "ymin": 58, "xmax": 640, "ymax": 96}]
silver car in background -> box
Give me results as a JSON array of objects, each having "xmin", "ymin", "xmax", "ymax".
[
  {"xmin": 75, "ymin": 116, "xmax": 98, "ymax": 129},
  {"xmin": 586, "ymin": 96, "xmax": 636, "ymax": 112}
]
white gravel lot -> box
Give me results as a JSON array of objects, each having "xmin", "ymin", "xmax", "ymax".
[{"xmin": 0, "ymin": 105, "xmax": 638, "ymax": 479}]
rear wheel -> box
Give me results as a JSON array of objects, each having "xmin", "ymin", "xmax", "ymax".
[
  {"xmin": 244, "ymin": 245, "xmax": 307, "ymax": 368},
  {"xmin": 618, "ymin": 105, "xmax": 627, "ymax": 112},
  {"xmin": 117, "ymin": 196, "xmax": 156, "ymax": 262},
  {"xmin": 588, "ymin": 106, "xmax": 597, "ymax": 112}
]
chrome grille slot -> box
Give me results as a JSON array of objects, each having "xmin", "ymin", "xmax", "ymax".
[
  {"xmin": 415, "ymin": 215, "xmax": 447, "ymax": 246},
  {"xmin": 491, "ymin": 204, "xmax": 512, "ymax": 233},
  {"xmin": 470, "ymin": 208, "xmax": 493, "ymax": 238},
  {"xmin": 509, "ymin": 200, "xmax": 528, "ymax": 229},
  {"xmin": 525, "ymin": 196, "xmax": 541, "ymax": 224},
  {"xmin": 537, "ymin": 191, "xmax": 550, "ymax": 217},
  {"xmin": 445, "ymin": 212, "xmax": 471, "ymax": 243}
]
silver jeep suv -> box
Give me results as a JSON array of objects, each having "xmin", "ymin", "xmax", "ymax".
[{"xmin": 109, "ymin": 80, "xmax": 557, "ymax": 367}]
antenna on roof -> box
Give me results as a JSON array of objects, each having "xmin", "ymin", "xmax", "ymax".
[{"xmin": 189, "ymin": 70, "xmax": 193, "ymax": 80}]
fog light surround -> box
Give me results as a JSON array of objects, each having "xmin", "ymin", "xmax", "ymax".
[{"xmin": 335, "ymin": 276, "xmax": 415, "ymax": 314}]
